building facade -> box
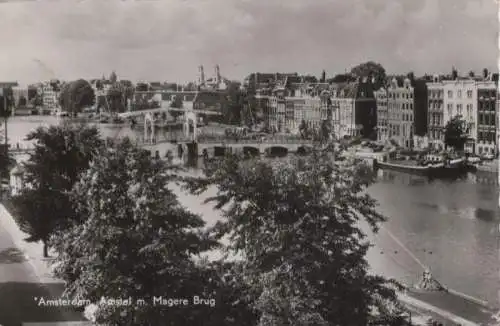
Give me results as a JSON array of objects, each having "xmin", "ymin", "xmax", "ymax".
[
  {"xmin": 37, "ymin": 81, "xmax": 59, "ymax": 111},
  {"xmin": 476, "ymin": 82, "xmax": 497, "ymax": 155},
  {"xmin": 441, "ymin": 79, "xmax": 478, "ymax": 153},
  {"xmin": 426, "ymin": 77, "xmax": 497, "ymax": 155},
  {"xmin": 331, "ymin": 81, "xmax": 377, "ymax": 140},
  {"xmin": 374, "ymin": 87, "xmax": 388, "ymax": 143},
  {"xmin": 257, "ymin": 80, "xmax": 332, "ymax": 134},
  {"xmin": 426, "ymin": 77, "xmax": 445, "ymax": 150},
  {"xmin": 387, "ymin": 78, "xmax": 414, "ymax": 148}
]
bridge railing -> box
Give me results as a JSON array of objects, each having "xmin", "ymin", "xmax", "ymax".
[
  {"xmin": 135, "ymin": 133, "xmax": 319, "ymax": 146},
  {"xmin": 9, "ymin": 143, "xmax": 36, "ymax": 153}
]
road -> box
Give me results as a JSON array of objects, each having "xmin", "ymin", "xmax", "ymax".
[{"xmin": 0, "ymin": 223, "xmax": 88, "ymax": 326}]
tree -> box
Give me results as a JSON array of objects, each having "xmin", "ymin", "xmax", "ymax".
[
  {"xmin": 59, "ymin": 79, "xmax": 96, "ymax": 115},
  {"xmin": 320, "ymin": 70, "xmax": 326, "ymax": 83},
  {"xmin": 444, "ymin": 115, "xmax": 467, "ymax": 151},
  {"xmin": 483, "ymin": 68, "xmax": 489, "ymax": 79},
  {"xmin": 327, "ymin": 74, "xmax": 356, "ymax": 84},
  {"xmin": 27, "ymin": 86, "xmax": 38, "ymax": 101},
  {"xmin": 0, "ymin": 87, "xmax": 14, "ymax": 117},
  {"xmin": 451, "ymin": 67, "xmax": 458, "ymax": 80},
  {"xmin": 468, "ymin": 70, "xmax": 475, "ymax": 78},
  {"xmin": 186, "ymin": 149, "xmax": 406, "ymax": 325},
  {"xmin": 109, "ymin": 71, "xmax": 117, "ymax": 84},
  {"xmin": 169, "ymin": 95, "xmax": 184, "ymax": 121},
  {"xmin": 10, "ymin": 123, "xmax": 103, "ymax": 257},
  {"xmin": 136, "ymin": 83, "xmax": 149, "ymax": 92},
  {"xmin": 406, "ymin": 71, "xmax": 415, "ymax": 81},
  {"xmin": 351, "ymin": 61, "xmax": 386, "ymax": 88},
  {"xmin": 224, "ymin": 82, "xmax": 244, "ymax": 125},
  {"xmin": 18, "ymin": 95, "xmax": 27, "ymax": 107},
  {"xmin": 50, "ymin": 139, "xmax": 223, "ymax": 325},
  {"xmin": 106, "ymin": 84, "xmax": 125, "ymax": 113}
]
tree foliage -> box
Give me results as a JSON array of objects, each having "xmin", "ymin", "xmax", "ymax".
[
  {"xmin": 11, "ymin": 123, "xmax": 103, "ymax": 256},
  {"xmin": 444, "ymin": 115, "xmax": 467, "ymax": 151},
  {"xmin": 50, "ymin": 139, "xmax": 230, "ymax": 325},
  {"xmin": 224, "ymin": 81, "xmax": 257, "ymax": 126},
  {"xmin": 350, "ymin": 61, "xmax": 386, "ymax": 88},
  {"xmin": 186, "ymin": 150, "xmax": 406, "ymax": 325},
  {"xmin": 320, "ymin": 70, "xmax": 326, "ymax": 83},
  {"xmin": 59, "ymin": 79, "xmax": 96, "ymax": 114},
  {"xmin": 328, "ymin": 74, "xmax": 357, "ymax": 84},
  {"xmin": 0, "ymin": 87, "xmax": 15, "ymax": 117},
  {"xmin": 169, "ymin": 95, "xmax": 184, "ymax": 120}
]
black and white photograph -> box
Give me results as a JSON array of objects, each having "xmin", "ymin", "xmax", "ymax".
[{"xmin": 0, "ymin": 0, "xmax": 498, "ymax": 325}]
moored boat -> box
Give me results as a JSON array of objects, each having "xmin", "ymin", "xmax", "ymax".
[
  {"xmin": 374, "ymin": 160, "xmax": 430, "ymax": 175},
  {"xmin": 375, "ymin": 157, "xmax": 468, "ymax": 178}
]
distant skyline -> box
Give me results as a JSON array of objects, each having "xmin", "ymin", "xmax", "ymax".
[{"xmin": 0, "ymin": 0, "xmax": 497, "ymax": 86}]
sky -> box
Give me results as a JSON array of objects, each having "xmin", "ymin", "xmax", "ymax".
[{"xmin": 0, "ymin": 0, "xmax": 498, "ymax": 86}]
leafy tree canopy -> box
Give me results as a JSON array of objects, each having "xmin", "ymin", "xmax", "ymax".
[
  {"xmin": 186, "ymin": 149, "xmax": 406, "ymax": 325},
  {"xmin": 350, "ymin": 61, "xmax": 387, "ymax": 88},
  {"xmin": 59, "ymin": 79, "xmax": 96, "ymax": 114},
  {"xmin": 328, "ymin": 74, "xmax": 357, "ymax": 84},
  {"xmin": 444, "ymin": 115, "xmax": 467, "ymax": 151},
  {"xmin": 51, "ymin": 138, "xmax": 223, "ymax": 325},
  {"xmin": 11, "ymin": 123, "xmax": 103, "ymax": 256},
  {"xmin": 0, "ymin": 87, "xmax": 15, "ymax": 117}
]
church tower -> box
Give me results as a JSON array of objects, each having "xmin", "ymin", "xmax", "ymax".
[
  {"xmin": 215, "ymin": 64, "xmax": 221, "ymax": 84},
  {"xmin": 198, "ymin": 65, "xmax": 205, "ymax": 86}
]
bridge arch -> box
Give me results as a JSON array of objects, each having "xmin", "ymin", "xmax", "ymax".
[
  {"xmin": 265, "ymin": 146, "xmax": 288, "ymax": 157},
  {"xmin": 213, "ymin": 146, "xmax": 227, "ymax": 157},
  {"xmin": 243, "ymin": 146, "xmax": 260, "ymax": 158},
  {"xmin": 143, "ymin": 112, "xmax": 155, "ymax": 143},
  {"xmin": 297, "ymin": 145, "xmax": 313, "ymax": 156}
]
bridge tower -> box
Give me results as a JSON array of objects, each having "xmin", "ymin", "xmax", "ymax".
[
  {"xmin": 198, "ymin": 65, "xmax": 205, "ymax": 86},
  {"xmin": 144, "ymin": 112, "xmax": 155, "ymax": 143},
  {"xmin": 182, "ymin": 110, "xmax": 198, "ymax": 141}
]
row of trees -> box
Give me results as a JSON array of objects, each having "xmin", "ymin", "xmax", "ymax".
[{"xmin": 9, "ymin": 122, "xmax": 408, "ymax": 325}]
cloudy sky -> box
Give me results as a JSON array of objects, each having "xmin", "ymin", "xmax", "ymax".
[{"xmin": 0, "ymin": 0, "xmax": 497, "ymax": 85}]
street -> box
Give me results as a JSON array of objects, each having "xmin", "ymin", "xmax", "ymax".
[{"xmin": 0, "ymin": 223, "xmax": 88, "ymax": 326}]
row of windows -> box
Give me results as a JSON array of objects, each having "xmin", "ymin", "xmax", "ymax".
[
  {"xmin": 430, "ymin": 130, "xmax": 444, "ymax": 140},
  {"xmin": 388, "ymin": 102, "xmax": 413, "ymax": 110},
  {"xmin": 478, "ymin": 113, "xmax": 495, "ymax": 126},
  {"xmin": 446, "ymin": 103, "xmax": 474, "ymax": 116},
  {"xmin": 387, "ymin": 92, "xmax": 413, "ymax": 100},
  {"xmin": 446, "ymin": 89, "xmax": 474, "ymax": 99},
  {"xmin": 478, "ymin": 132, "xmax": 496, "ymax": 142},
  {"xmin": 478, "ymin": 101, "xmax": 496, "ymax": 111}
]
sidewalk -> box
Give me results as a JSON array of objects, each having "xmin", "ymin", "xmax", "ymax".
[
  {"xmin": 0, "ymin": 204, "xmax": 59, "ymax": 284},
  {"xmin": 0, "ymin": 203, "xmax": 91, "ymax": 325}
]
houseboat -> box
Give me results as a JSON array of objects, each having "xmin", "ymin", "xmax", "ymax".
[{"xmin": 375, "ymin": 156, "xmax": 468, "ymax": 178}]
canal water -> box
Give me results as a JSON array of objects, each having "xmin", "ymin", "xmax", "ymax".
[{"xmin": 6, "ymin": 116, "xmax": 500, "ymax": 308}]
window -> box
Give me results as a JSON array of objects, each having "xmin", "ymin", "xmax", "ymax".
[
  {"xmin": 457, "ymin": 90, "xmax": 462, "ymax": 98},
  {"xmin": 448, "ymin": 90, "xmax": 453, "ymax": 98},
  {"xmin": 467, "ymin": 90, "xmax": 473, "ymax": 98}
]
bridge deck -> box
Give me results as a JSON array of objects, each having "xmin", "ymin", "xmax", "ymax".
[{"xmin": 118, "ymin": 107, "xmax": 222, "ymax": 118}]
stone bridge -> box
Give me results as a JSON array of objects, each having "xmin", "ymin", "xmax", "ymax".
[{"xmin": 141, "ymin": 138, "xmax": 318, "ymax": 159}]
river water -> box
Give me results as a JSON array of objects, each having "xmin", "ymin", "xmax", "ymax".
[{"xmin": 6, "ymin": 116, "xmax": 500, "ymax": 308}]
